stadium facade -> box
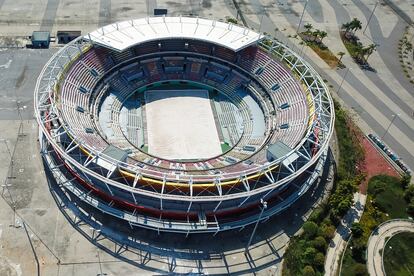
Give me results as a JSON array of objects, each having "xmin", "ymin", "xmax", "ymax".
[{"xmin": 34, "ymin": 17, "xmax": 334, "ymax": 234}]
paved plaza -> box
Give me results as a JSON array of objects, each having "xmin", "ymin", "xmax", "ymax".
[{"xmin": 0, "ymin": 0, "xmax": 413, "ymax": 275}]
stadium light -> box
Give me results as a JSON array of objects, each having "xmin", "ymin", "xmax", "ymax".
[
  {"xmin": 337, "ymin": 67, "xmax": 351, "ymax": 94},
  {"xmin": 245, "ymin": 198, "xmax": 268, "ymax": 252},
  {"xmin": 16, "ymin": 101, "xmax": 26, "ymax": 135},
  {"xmin": 296, "ymin": 0, "xmax": 309, "ymax": 34},
  {"xmin": 363, "ymin": 1, "xmax": 379, "ymax": 35},
  {"xmin": 381, "ymin": 113, "xmax": 400, "ymax": 139},
  {"xmin": 259, "ymin": 7, "xmax": 266, "ymax": 33}
]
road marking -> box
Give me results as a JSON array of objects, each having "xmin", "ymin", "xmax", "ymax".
[{"xmin": 0, "ymin": 60, "xmax": 12, "ymax": 69}]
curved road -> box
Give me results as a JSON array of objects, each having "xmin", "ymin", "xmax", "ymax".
[{"xmin": 366, "ymin": 219, "xmax": 414, "ymax": 276}]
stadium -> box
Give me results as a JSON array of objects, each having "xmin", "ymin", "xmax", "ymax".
[{"xmin": 34, "ymin": 16, "xmax": 334, "ymax": 235}]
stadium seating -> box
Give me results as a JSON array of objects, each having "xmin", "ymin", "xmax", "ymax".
[{"xmin": 57, "ymin": 40, "xmax": 309, "ymax": 177}]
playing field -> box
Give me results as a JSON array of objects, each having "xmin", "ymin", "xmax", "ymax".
[{"xmin": 145, "ymin": 89, "xmax": 222, "ymax": 160}]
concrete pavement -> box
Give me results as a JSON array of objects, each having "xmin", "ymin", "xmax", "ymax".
[
  {"xmin": 0, "ymin": 0, "xmax": 413, "ymax": 274},
  {"xmin": 324, "ymin": 192, "xmax": 366, "ymax": 276},
  {"xmin": 366, "ymin": 219, "xmax": 414, "ymax": 276},
  {"xmin": 244, "ymin": 0, "xmax": 414, "ymax": 173}
]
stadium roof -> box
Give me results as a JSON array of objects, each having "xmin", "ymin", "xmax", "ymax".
[{"xmin": 85, "ymin": 16, "xmax": 263, "ymax": 52}]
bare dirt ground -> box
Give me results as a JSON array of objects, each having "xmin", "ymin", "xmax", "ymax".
[{"xmin": 145, "ymin": 89, "xmax": 222, "ymax": 160}]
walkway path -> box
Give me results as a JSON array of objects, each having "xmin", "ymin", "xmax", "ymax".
[
  {"xmin": 324, "ymin": 192, "xmax": 366, "ymax": 276},
  {"xmin": 248, "ymin": 0, "xmax": 414, "ymax": 176},
  {"xmin": 367, "ymin": 219, "xmax": 414, "ymax": 276}
]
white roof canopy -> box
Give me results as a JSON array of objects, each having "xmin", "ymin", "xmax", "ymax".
[{"xmin": 85, "ymin": 16, "xmax": 263, "ymax": 52}]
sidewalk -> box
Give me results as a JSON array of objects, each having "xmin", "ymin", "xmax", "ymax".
[{"xmin": 324, "ymin": 192, "xmax": 366, "ymax": 276}]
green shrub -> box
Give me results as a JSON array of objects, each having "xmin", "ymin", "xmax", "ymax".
[
  {"xmin": 353, "ymin": 263, "xmax": 368, "ymax": 275},
  {"xmin": 351, "ymin": 222, "xmax": 363, "ymax": 237},
  {"xmin": 314, "ymin": 252, "xmax": 325, "ymax": 270},
  {"xmin": 312, "ymin": 236, "xmax": 328, "ymax": 252},
  {"xmin": 226, "ymin": 17, "xmax": 238, "ymax": 24},
  {"xmin": 302, "ymin": 247, "xmax": 318, "ymax": 265},
  {"xmin": 321, "ymin": 224, "xmax": 335, "ymax": 240},
  {"xmin": 407, "ymin": 202, "xmax": 414, "ymax": 217},
  {"xmin": 351, "ymin": 242, "xmax": 366, "ymax": 262},
  {"xmin": 404, "ymin": 185, "xmax": 414, "ymax": 202},
  {"xmin": 303, "ymin": 221, "xmax": 319, "ymax": 238},
  {"xmin": 334, "ymin": 102, "xmax": 364, "ymax": 180},
  {"xmin": 303, "ymin": 265, "xmax": 316, "ymax": 276},
  {"xmin": 401, "ymin": 174, "xmax": 412, "ymax": 189}
]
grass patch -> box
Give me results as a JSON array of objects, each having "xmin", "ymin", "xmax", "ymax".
[
  {"xmin": 333, "ymin": 99, "xmax": 364, "ymax": 180},
  {"xmin": 299, "ymin": 33, "xmax": 342, "ymax": 68},
  {"xmin": 383, "ymin": 232, "xmax": 414, "ymax": 276},
  {"xmin": 342, "ymin": 36, "xmax": 362, "ymax": 61},
  {"xmin": 340, "ymin": 174, "xmax": 408, "ymax": 276},
  {"xmin": 368, "ymin": 175, "xmax": 409, "ymax": 218},
  {"xmin": 307, "ymin": 42, "xmax": 342, "ymax": 68}
]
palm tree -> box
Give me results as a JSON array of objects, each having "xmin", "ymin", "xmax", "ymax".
[
  {"xmin": 350, "ymin": 18, "xmax": 362, "ymax": 33},
  {"xmin": 354, "ymin": 43, "xmax": 365, "ymax": 62},
  {"xmin": 311, "ymin": 29, "xmax": 320, "ymax": 42},
  {"xmin": 363, "ymin": 44, "xmax": 377, "ymax": 61},
  {"xmin": 304, "ymin": 23, "xmax": 313, "ymax": 34},
  {"xmin": 337, "ymin": 51, "xmax": 346, "ymax": 63},
  {"xmin": 342, "ymin": 22, "xmax": 352, "ymax": 33},
  {"xmin": 319, "ymin": 31, "xmax": 328, "ymax": 43}
]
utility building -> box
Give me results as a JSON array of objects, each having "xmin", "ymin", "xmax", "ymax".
[{"xmin": 31, "ymin": 31, "xmax": 50, "ymax": 48}]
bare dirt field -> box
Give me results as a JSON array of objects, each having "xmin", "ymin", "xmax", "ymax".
[{"xmin": 145, "ymin": 89, "xmax": 221, "ymax": 160}]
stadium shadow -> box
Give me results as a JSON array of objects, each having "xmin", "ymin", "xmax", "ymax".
[{"xmin": 43, "ymin": 148, "xmax": 334, "ymax": 275}]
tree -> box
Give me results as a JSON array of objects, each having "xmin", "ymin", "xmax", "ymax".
[
  {"xmin": 311, "ymin": 29, "xmax": 320, "ymax": 42},
  {"xmin": 303, "ymin": 221, "xmax": 319, "ymax": 238},
  {"xmin": 312, "ymin": 236, "xmax": 328, "ymax": 252},
  {"xmin": 336, "ymin": 198, "xmax": 352, "ymax": 216},
  {"xmin": 404, "ymin": 185, "xmax": 414, "ymax": 202},
  {"xmin": 351, "ymin": 242, "xmax": 366, "ymax": 262},
  {"xmin": 304, "ymin": 23, "xmax": 313, "ymax": 34},
  {"xmin": 303, "ymin": 247, "xmax": 318, "ymax": 265},
  {"xmin": 407, "ymin": 202, "xmax": 414, "ymax": 217},
  {"xmin": 350, "ymin": 18, "xmax": 362, "ymax": 33},
  {"xmin": 371, "ymin": 178, "xmax": 386, "ymax": 196},
  {"xmin": 303, "ymin": 265, "xmax": 316, "ymax": 276},
  {"xmin": 401, "ymin": 173, "xmax": 412, "ymax": 189},
  {"xmin": 337, "ymin": 51, "xmax": 346, "ymax": 63},
  {"xmin": 321, "ymin": 224, "xmax": 335, "ymax": 240},
  {"xmin": 319, "ymin": 31, "xmax": 328, "ymax": 43},
  {"xmin": 342, "ymin": 22, "xmax": 352, "ymax": 32},
  {"xmin": 354, "ymin": 43, "xmax": 365, "ymax": 62},
  {"xmin": 363, "ymin": 43, "xmax": 377, "ymax": 61},
  {"xmin": 353, "ymin": 263, "xmax": 368, "ymax": 275},
  {"xmin": 314, "ymin": 252, "xmax": 325, "ymax": 270},
  {"xmin": 351, "ymin": 222, "xmax": 363, "ymax": 238}
]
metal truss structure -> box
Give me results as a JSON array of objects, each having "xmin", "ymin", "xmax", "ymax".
[{"xmin": 34, "ymin": 17, "xmax": 334, "ymax": 233}]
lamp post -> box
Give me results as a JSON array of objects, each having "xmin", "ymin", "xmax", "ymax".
[
  {"xmin": 337, "ymin": 67, "xmax": 351, "ymax": 94},
  {"xmin": 16, "ymin": 101, "xmax": 26, "ymax": 135},
  {"xmin": 259, "ymin": 7, "xmax": 266, "ymax": 33},
  {"xmin": 0, "ymin": 138, "xmax": 17, "ymax": 228},
  {"xmin": 296, "ymin": 0, "xmax": 309, "ymax": 34},
  {"xmin": 246, "ymin": 198, "xmax": 267, "ymax": 252},
  {"xmin": 381, "ymin": 114, "xmax": 400, "ymax": 139},
  {"xmin": 363, "ymin": 1, "xmax": 379, "ymax": 35}
]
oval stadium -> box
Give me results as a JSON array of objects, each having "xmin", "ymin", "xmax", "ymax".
[{"xmin": 34, "ymin": 16, "xmax": 334, "ymax": 234}]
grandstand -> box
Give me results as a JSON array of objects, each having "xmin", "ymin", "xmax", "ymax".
[{"xmin": 35, "ymin": 16, "xmax": 334, "ymax": 234}]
